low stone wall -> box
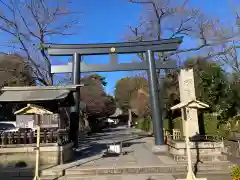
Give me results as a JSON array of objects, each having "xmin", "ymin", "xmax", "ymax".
[
  {"xmin": 168, "ymin": 139, "xmax": 224, "ymax": 155},
  {"xmin": 224, "ymin": 139, "xmax": 240, "ymax": 157},
  {"xmin": 0, "ymin": 142, "xmax": 73, "ymax": 167},
  {"xmin": 167, "ymin": 139, "xmax": 227, "ymax": 162}
]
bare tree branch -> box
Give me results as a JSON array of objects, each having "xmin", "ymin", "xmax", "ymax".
[
  {"xmin": 0, "ymin": 0, "xmax": 81, "ymax": 85},
  {"xmin": 127, "ymin": 0, "xmax": 240, "ymax": 68}
]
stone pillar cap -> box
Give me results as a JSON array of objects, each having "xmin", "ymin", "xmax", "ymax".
[{"xmin": 171, "ymin": 99, "xmax": 209, "ymax": 110}]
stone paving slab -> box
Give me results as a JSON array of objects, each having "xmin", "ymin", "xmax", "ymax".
[
  {"xmin": 65, "ymin": 165, "xmax": 187, "ymax": 175},
  {"xmin": 174, "ymin": 174, "xmax": 232, "ymax": 180},
  {"xmin": 157, "ymin": 154, "xmax": 179, "ymax": 165},
  {"xmin": 64, "ymin": 162, "xmax": 233, "ymax": 176},
  {"xmin": 41, "ymin": 173, "xmax": 233, "ymax": 180},
  {"xmin": 78, "ymin": 140, "xmax": 165, "ymax": 168},
  {"xmin": 40, "ymin": 153, "xmax": 104, "ymax": 176},
  {"xmin": 58, "ymin": 174, "xmax": 175, "ymax": 180},
  {"xmin": 132, "ymin": 142, "xmax": 165, "ymax": 166}
]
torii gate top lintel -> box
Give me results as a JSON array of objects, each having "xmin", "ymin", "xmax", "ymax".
[{"xmin": 43, "ymin": 37, "xmax": 183, "ymax": 56}]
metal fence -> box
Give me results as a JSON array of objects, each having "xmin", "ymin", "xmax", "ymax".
[{"xmin": 0, "ymin": 129, "xmax": 69, "ymax": 147}]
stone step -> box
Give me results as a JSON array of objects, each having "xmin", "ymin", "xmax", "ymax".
[
  {"xmin": 57, "ymin": 174, "xmax": 175, "ymax": 180},
  {"xmin": 0, "ymin": 172, "xmax": 232, "ymax": 180},
  {"xmin": 40, "ymin": 171, "xmax": 233, "ymax": 180},
  {"xmin": 174, "ymin": 173, "xmax": 232, "ymax": 180},
  {"xmin": 63, "ymin": 163, "xmax": 233, "ymax": 176},
  {"xmin": 171, "ymin": 154, "xmax": 228, "ymax": 162},
  {"xmin": 41, "ymin": 169, "xmax": 63, "ymax": 177},
  {"xmin": 40, "ymin": 163, "xmax": 234, "ymax": 180},
  {"xmin": 40, "ymin": 161, "xmax": 234, "ymax": 178}
]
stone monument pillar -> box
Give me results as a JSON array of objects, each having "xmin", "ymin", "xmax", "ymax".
[{"xmin": 179, "ymin": 69, "xmax": 199, "ymax": 137}]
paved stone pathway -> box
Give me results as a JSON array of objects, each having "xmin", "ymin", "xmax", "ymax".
[
  {"xmin": 78, "ymin": 138, "xmax": 166, "ymax": 168},
  {"xmin": 0, "ymin": 127, "xmax": 234, "ymax": 180},
  {"xmin": 39, "ymin": 127, "xmax": 233, "ymax": 180}
]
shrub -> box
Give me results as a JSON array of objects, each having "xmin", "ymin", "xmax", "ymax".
[
  {"xmin": 163, "ymin": 119, "xmax": 170, "ymax": 130},
  {"xmin": 231, "ymin": 165, "xmax": 240, "ymax": 180},
  {"xmin": 136, "ymin": 118, "xmax": 144, "ymax": 130},
  {"xmin": 172, "ymin": 117, "xmax": 183, "ymax": 132},
  {"xmin": 145, "ymin": 118, "xmax": 151, "ymax": 132},
  {"xmin": 164, "ymin": 117, "xmax": 183, "ymax": 131},
  {"xmin": 163, "ymin": 113, "xmax": 235, "ymax": 139},
  {"xmin": 216, "ymin": 123, "xmax": 230, "ymax": 139},
  {"xmin": 227, "ymin": 116, "xmax": 240, "ymax": 133},
  {"xmin": 204, "ymin": 113, "xmax": 233, "ymax": 139},
  {"xmin": 203, "ymin": 113, "xmax": 218, "ymax": 135},
  {"xmin": 136, "ymin": 118, "xmax": 152, "ymax": 132}
]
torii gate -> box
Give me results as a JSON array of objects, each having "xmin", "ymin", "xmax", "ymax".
[{"xmin": 43, "ymin": 37, "xmax": 183, "ymax": 149}]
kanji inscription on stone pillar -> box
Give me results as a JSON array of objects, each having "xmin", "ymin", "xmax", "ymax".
[{"xmin": 179, "ymin": 69, "xmax": 199, "ymax": 137}]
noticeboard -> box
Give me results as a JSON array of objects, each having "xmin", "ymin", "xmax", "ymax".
[{"xmin": 16, "ymin": 114, "xmax": 59, "ymax": 128}]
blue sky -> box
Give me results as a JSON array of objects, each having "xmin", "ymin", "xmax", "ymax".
[
  {"xmin": 50, "ymin": 0, "xmax": 144, "ymax": 95},
  {"xmin": 59, "ymin": 0, "xmax": 236, "ymax": 95},
  {"xmin": 0, "ymin": 0, "xmax": 239, "ymax": 95}
]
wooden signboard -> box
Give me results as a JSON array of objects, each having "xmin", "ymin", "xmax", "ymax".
[{"xmin": 16, "ymin": 114, "xmax": 59, "ymax": 128}]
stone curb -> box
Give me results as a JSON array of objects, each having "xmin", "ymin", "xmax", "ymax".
[
  {"xmin": 39, "ymin": 160, "xmax": 237, "ymax": 177},
  {"xmin": 63, "ymin": 163, "xmax": 233, "ymax": 175},
  {"xmin": 40, "ymin": 162, "xmax": 234, "ymax": 176}
]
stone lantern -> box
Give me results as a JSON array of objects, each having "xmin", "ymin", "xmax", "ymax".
[{"xmin": 171, "ymin": 99, "xmax": 209, "ymax": 180}]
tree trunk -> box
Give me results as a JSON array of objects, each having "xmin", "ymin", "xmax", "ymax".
[
  {"xmin": 128, "ymin": 109, "xmax": 132, "ymax": 127},
  {"xmin": 84, "ymin": 114, "xmax": 91, "ymax": 133},
  {"xmin": 78, "ymin": 112, "xmax": 87, "ymax": 141}
]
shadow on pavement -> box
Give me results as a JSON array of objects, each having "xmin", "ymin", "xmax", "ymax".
[
  {"xmin": 122, "ymin": 141, "xmax": 145, "ymax": 148},
  {"xmin": 80, "ymin": 134, "xmax": 143, "ymax": 144},
  {"xmin": 72, "ymin": 140, "xmax": 144, "ymax": 163},
  {"xmin": 74, "ymin": 143, "xmax": 106, "ymax": 159},
  {"xmin": 102, "ymin": 128, "xmax": 126, "ymax": 133},
  {"xmin": 0, "ymin": 164, "xmax": 35, "ymax": 180},
  {"xmin": 71, "ymin": 126, "xmax": 146, "ymax": 164}
]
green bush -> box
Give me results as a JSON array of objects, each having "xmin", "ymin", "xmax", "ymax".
[
  {"xmin": 228, "ymin": 116, "xmax": 240, "ymax": 133},
  {"xmin": 163, "ymin": 119, "xmax": 170, "ymax": 130},
  {"xmin": 203, "ymin": 113, "xmax": 218, "ymax": 135},
  {"xmin": 136, "ymin": 118, "xmax": 144, "ymax": 130},
  {"xmin": 136, "ymin": 118, "xmax": 152, "ymax": 132},
  {"xmin": 162, "ymin": 113, "xmax": 239, "ymax": 139},
  {"xmin": 144, "ymin": 118, "xmax": 151, "ymax": 132},
  {"xmin": 163, "ymin": 113, "xmax": 226, "ymax": 138},
  {"xmin": 172, "ymin": 117, "xmax": 183, "ymax": 132},
  {"xmin": 216, "ymin": 123, "xmax": 230, "ymax": 139},
  {"xmin": 203, "ymin": 113, "xmax": 232, "ymax": 139},
  {"xmin": 164, "ymin": 117, "xmax": 183, "ymax": 132},
  {"xmin": 231, "ymin": 165, "xmax": 240, "ymax": 179},
  {"xmin": 136, "ymin": 113, "xmax": 235, "ymax": 139}
]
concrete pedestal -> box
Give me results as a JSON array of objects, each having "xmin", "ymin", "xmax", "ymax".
[
  {"xmin": 152, "ymin": 145, "xmax": 168, "ymax": 155},
  {"xmin": 0, "ymin": 142, "xmax": 74, "ymax": 167},
  {"xmin": 167, "ymin": 139, "xmax": 228, "ymax": 162}
]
